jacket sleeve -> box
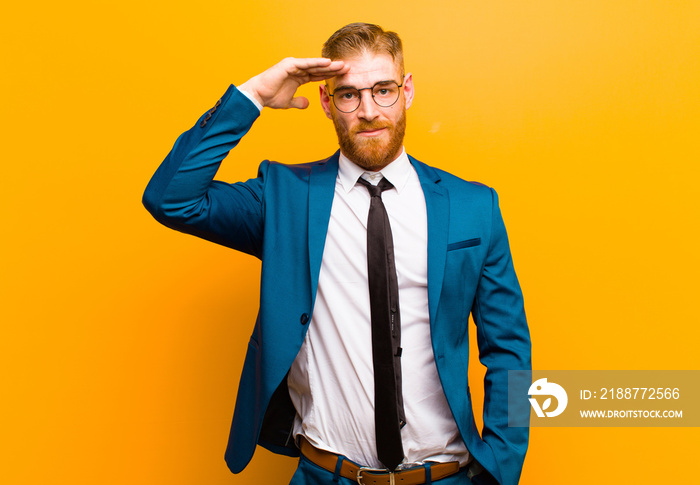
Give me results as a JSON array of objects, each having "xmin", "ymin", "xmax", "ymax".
[
  {"xmin": 471, "ymin": 188, "xmax": 531, "ymax": 485},
  {"xmin": 142, "ymin": 85, "xmax": 267, "ymax": 258}
]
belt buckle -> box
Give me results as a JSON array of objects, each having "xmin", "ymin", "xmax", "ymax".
[{"xmin": 356, "ymin": 466, "xmax": 395, "ymax": 485}]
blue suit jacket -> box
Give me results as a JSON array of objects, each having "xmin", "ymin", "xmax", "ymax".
[{"xmin": 143, "ymin": 86, "xmax": 531, "ymax": 485}]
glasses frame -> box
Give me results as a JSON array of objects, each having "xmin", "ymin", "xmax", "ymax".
[{"xmin": 328, "ymin": 80, "xmax": 404, "ymax": 113}]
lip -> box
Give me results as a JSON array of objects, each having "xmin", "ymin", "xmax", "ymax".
[{"xmin": 357, "ymin": 128, "xmax": 386, "ymax": 136}]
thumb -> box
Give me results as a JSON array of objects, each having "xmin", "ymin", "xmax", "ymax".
[{"xmin": 288, "ymin": 96, "xmax": 310, "ymax": 110}]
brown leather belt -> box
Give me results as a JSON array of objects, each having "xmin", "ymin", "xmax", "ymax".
[{"xmin": 299, "ymin": 438, "xmax": 461, "ymax": 485}]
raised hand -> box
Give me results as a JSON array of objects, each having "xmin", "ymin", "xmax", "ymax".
[{"xmin": 239, "ymin": 57, "xmax": 348, "ymax": 110}]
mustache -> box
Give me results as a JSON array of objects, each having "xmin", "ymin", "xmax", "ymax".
[{"xmin": 351, "ymin": 122, "xmax": 392, "ymax": 135}]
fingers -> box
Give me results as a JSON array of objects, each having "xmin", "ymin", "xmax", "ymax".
[
  {"xmin": 288, "ymin": 96, "xmax": 310, "ymax": 110},
  {"xmin": 286, "ymin": 58, "xmax": 349, "ymax": 81},
  {"xmin": 307, "ymin": 65, "xmax": 350, "ymax": 81},
  {"xmin": 287, "ymin": 57, "xmax": 338, "ymax": 70}
]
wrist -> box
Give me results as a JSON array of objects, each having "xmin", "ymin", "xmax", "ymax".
[{"xmin": 238, "ymin": 80, "xmax": 265, "ymax": 109}]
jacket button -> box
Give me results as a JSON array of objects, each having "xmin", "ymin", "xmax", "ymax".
[{"xmin": 300, "ymin": 313, "xmax": 309, "ymax": 325}]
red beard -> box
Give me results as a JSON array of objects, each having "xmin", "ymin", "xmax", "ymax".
[{"xmin": 332, "ymin": 109, "xmax": 407, "ymax": 171}]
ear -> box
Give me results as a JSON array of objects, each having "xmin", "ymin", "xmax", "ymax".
[
  {"xmin": 402, "ymin": 72, "xmax": 414, "ymax": 109},
  {"xmin": 319, "ymin": 84, "xmax": 333, "ymax": 120}
]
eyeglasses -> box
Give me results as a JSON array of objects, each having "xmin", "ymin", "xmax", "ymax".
[{"xmin": 328, "ymin": 80, "xmax": 403, "ymax": 113}]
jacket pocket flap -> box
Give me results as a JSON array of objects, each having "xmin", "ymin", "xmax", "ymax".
[{"xmin": 447, "ymin": 237, "xmax": 481, "ymax": 251}]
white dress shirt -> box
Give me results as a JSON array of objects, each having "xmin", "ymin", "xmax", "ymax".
[{"xmin": 287, "ymin": 150, "xmax": 470, "ymax": 468}]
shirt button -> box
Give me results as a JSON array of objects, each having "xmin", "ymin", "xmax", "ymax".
[{"xmin": 300, "ymin": 313, "xmax": 309, "ymax": 325}]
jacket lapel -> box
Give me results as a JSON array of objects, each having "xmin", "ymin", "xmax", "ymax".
[
  {"xmin": 308, "ymin": 151, "xmax": 340, "ymax": 308},
  {"xmin": 409, "ymin": 156, "xmax": 450, "ymax": 327}
]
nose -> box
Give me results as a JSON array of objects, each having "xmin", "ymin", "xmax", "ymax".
[{"xmin": 356, "ymin": 89, "xmax": 379, "ymax": 122}]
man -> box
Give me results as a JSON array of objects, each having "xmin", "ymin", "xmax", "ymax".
[{"xmin": 144, "ymin": 23, "xmax": 530, "ymax": 485}]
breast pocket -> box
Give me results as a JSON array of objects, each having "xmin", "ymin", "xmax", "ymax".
[
  {"xmin": 442, "ymin": 238, "xmax": 484, "ymax": 326},
  {"xmin": 447, "ymin": 237, "xmax": 481, "ymax": 251}
]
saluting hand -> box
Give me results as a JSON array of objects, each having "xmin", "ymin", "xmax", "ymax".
[{"xmin": 239, "ymin": 57, "xmax": 348, "ymax": 110}]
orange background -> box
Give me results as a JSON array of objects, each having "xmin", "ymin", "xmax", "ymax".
[{"xmin": 2, "ymin": 1, "xmax": 699, "ymax": 483}]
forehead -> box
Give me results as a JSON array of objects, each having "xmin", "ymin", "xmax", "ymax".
[{"xmin": 330, "ymin": 52, "xmax": 401, "ymax": 88}]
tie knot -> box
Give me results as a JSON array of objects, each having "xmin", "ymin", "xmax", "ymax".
[{"xmin": 357, "ymin": 176, "xmax": 394, "ymax": 198}]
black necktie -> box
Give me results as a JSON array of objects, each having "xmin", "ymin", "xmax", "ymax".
[{"xmin": 357, "ymin": 176, "xmax": 405, "ymax": 471}]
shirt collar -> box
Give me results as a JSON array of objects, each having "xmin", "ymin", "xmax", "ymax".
[{"xmin": 337, "ymin": 148, "xmax": 411, "ymax": 194}]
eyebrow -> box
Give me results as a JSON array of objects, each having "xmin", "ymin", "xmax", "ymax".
[{"xmin": 333, "ymin": 80, "xmax": 397, "ymax": 91}]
